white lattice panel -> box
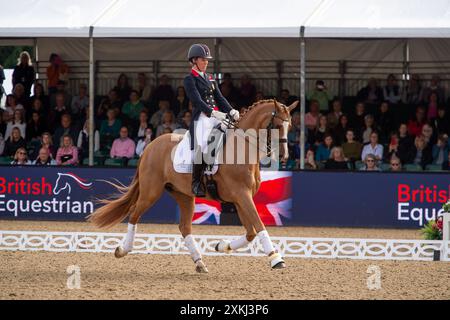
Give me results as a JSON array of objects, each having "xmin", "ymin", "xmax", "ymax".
[{"xmin": 0, "ymin": 230, "xmax": 448, "ymax": 261}]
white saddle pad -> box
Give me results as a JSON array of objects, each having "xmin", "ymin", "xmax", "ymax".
[{"xmin": 173, "ymin": 132, "xmax": 219, "ymax": 175}]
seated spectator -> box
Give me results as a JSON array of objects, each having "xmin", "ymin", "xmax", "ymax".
[
  {"xmin": 33, "ymin": 147, "xmax": 56, "ymax": 166},
  {"xmin": 4, "ymin": 94, "xmax": 24, "ymax": 122},
  {"xmin": 135, "ymin": 110, "xmax": 151, "ymax": 140},
  {"xmin": 376, "ymin": 101, "xmax": 394, "ymax": 144},
  {"xmin": 308, "ymin": 115, "xmax": 330, "ymax": 146},
  {"xmin": 30, "ymin": 83, "xmax": 49, "ymax": 114},
  {"xmin": 30, "ymin": 132, "xmax": 56, "ymax": 160},
  {"xmin": 433, "ymin": 106, "xmax": 450, "ymax": 135},
  {"xmin": 422, "ymin": 75, "xmax": 445, "ymax": 105},
  {"xmin": 110, "ymin": 126, "xmax": 136, "ymax": 159},
  {"xmin": 56, "ymin": 134, "xmax": 79, "ymax": 166},
  {"xmin": 333, "ymin": 114, "xmax": 350, "ymax": 146},
  {"xmin": 307, "ymin": 80, "xmax": 332, "ymax": 112},
  {"xmin": 360, "ymin": 153, "xmax": 381, "ymax": 171},
  {"xmin": 349, "ymin": 102, "xmax": 366, "ymax": 139},
  {"xmin": 152, "ymin": 74, "xmax": 174, "ymax": 105},
  {"xmin": 156, "ymin": 111, "xmax": 177, "ymax": 137},
  {"xmin": 326, "ymin": 99, "xmax": 343, "ymax": 129},
  {"xmin": 304, "ymin": 149, "xmax": 318, "ymax": 170},
  {"xmin": 136, "ymin": 72, "xmax": 152, "ymax": 102},
  {"xmin": 11, "ymin": 147, "xmax": 31, "ymax": 165},
  {"xmin": 30, "ymin": 98, "xmax": 46, "ymax": 119},
  {"xmin": 3, "ymin": 127, "xmax": 26, "ymax": 157},
  {"xmin": 114, "ymin": 73, "xmax": 132, "ymax": 104},
  {"xmin": 26, "ymin": 111, "xmax": 46, "ymax": 142},
  {"xmin": 315, "ymin": 134, "xmax": 334, "ymax": 163},
  {"xmin": 401, "ymin": 74, "xmax": 423, "ymax": 106},
  {"xmin": 122, "ymin": 90, "xmax": 145, "ymax": 125},
  {"xmin": 219, "ymin": 73, "xmax": 238, "ymax": 104},
  {"xmin": 288, "ymin": 111, "xmax": 301, "ymax": 154},
  {"xmin": 150, "ymin": 100, "xmax": 170, "ymax": 129},
  {"xmin": 238, "ymin": 75, "xmax": 256, "ymax": 107},
  {"xmin": 177, "ymin": 110, "xmax": 192, "ymax": 130},
  {"xmin": 77, "ymin": 120, "xmax": 100, "ymax": 160},
  {"xmin": 97, "ymin": 89, "xmax": 122, "ymax": 124},
  {"xmin": 70, "ymin": 83, "xmax": 89, "ymax": 121},
  {"xmin": 136, "ymin": 127, "xmax": 153, "ymax": 157},
  {"xmin": 50, "ymin": 80, "xmax": 72, "ymax": 109},
  {"xmin": 432, "ymin": 134, "xmax": 449, "ymax": 166},
  {"xmin": 305, "ymin": 100, "xmax": 321, "ymax": 131},
  {"xmin": 389, "ymin": 155, "xmax": 403, "ymax": 172},
  {"xmin": 279, "ymin": 89, "xmax": 297, "ymax": 106},
  {"xmin": 383, "ymin": 74, "xmax": 401, "ymax": 105},
  {"xmin": 324, "ymin": 147, "xmax": 348, "ymax": 170},
  {"xmin": 12, "ymin": 51, "xmax": 35, "ymax": 97},
  {"xmin": 13, "ymin": 83, "xmax": 30, "ymax": 108},
  {"xmin": 46, "ymin": 53, "xmax": 69, "ymax": 95},
  {"xmin": 421, "ymin": 123, "xmax": 436, "ymax": 146},
  {"xmin": 361, "ymin": 132, "xmax": 383, "ymax": 161},
  {"xmin": 49, "ymin": 93, "xmax": 70, "ymax": 128},
  {"xmin": 426, "ymin": 92, "xmax": 439, "ymax": 121},
  {"xmin": 172, "ymin": 86, "xmax": 189, "ymax": 117},
  {"xmin": 410, "ymin": 135, "xmax": 432, "ymax": 169},
  {"xmin": 407, "ymin": 106, "xmax": 426, "ymax": 137},
  {"xmin": 361, "ymin": 114, "xmax": 378, "ymax": 144},
  {"xmin": 5, "ymin": 109, "xmax": 26, "ymax": 140},
  {"xmin": 396, "ymin": 123, "xmax": 414, "ymax": 164},
  {"xmin": 342, "ymin": 129, "xmax": 363, "ymax": 162},
  {"xmin": 357, "ymin": 78, "xmax": 383, "ymax": 105},
  {"xmin": 53, "ymin": 114, "xmax": 79, "ymax": 149},
  {"xmin": 100, "ymin": 108, "xmax": 122, "ymax": 148}
]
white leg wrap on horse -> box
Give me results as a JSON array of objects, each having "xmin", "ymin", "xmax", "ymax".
[
  {"xmin": 184, "ymin": 234, "xmax": 202, "ymax": 262},
  {"xmin": 230, "ymin": 235, "xmax": 251, "ymax": 250},
  {"xmin": 257, "ymin": 230, "xmax": 275, "ymax": 255},
  {"xmin": 123, "ymin": 223, "xmax": 136, "ymax": 252}
]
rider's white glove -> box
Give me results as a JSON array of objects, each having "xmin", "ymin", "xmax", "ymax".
[
  {"xmin": 229, "ymin": 109, "xmax": 240, "ymax": 121},
  {"xmin": 211, "ymin": 110, "xmax": 227, "ymax": 121}
]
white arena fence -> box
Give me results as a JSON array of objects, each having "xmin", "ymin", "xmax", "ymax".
[{"xmin": 0, "ymin": 230, "xmax": 449, "ymax": 262}]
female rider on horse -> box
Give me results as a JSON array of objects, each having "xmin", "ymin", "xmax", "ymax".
[{"xmin": 183, "ymin": 44, "xmax": 240, "ymax": 197}]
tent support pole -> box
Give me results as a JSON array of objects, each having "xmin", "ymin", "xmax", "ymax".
[
  {"xmin": 299, "ymin": 26, "xmax": 306, "ymax": 170},
  {"xmin": 214, "ymin": 38, "xmax": 221, "ymax": 78},
  {"xmin": 89, "ymin": 26, "xmax": 95, "ymax": 166},
  {"xmin": 403, "ymin": 39, "xmax": 410, "ymax": 83}
]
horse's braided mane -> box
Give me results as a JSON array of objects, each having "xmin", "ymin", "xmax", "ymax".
[{"xmin": 237, "ymin": 99, "xmax": 277, "ymax": 124}]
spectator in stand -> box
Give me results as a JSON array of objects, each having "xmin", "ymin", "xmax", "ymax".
[
  {"xmin": 426, "ymin": 92, "xmax": 439, "ymax": 121},
  {"xmin": 308, "ymin": 115, "xmax": 330, "ymax": 146},
  {"xmin": 421, "ymin": 123, "xmax": 436, "ymax": 146},
  {"xmin": 49, "ymin": 93, "xmax": 69, "ymax": 129},
  {"xmin": 432, "ymin": 134, "xmax": 449, "ymax": 166},
  {"xmin": 304, "ymin": 149, "xmax": 317, "ymax": 170},
  {"xmin": 279, "ymin": 89, "xmax": 297, "ymax": 106},
  {"xmin": 442, "ymin": 152, "xmax": 450, "ymax": 171},
  {"xmin": 50, "ymin": 80, "xmax": 72, "ymax": 109},
  {"xmin": 11, "ymin": 147, "xmax": 31, "ymax": 165},
  {"xmin": 156, "ymin": 111, "xmax": 177, "ymax": 137},
  {"xmin": 46, "ymin": 53, "xmax": 69, "ymax": 95},
  {"xmin": 361, "ymin": 132, "xmax": 383, "ymax": 162},
  {"xmin": 288, "ymin": 111, "xmax": 301, "ymax": 155},
  {"xmin": 324, "ymin": 147, "xmax": 348, "ymax": 170},
  {"xmin": 152, "ymin": 74, "xmax": 174, "ymax": 105},
  {"xmin": 136, "ymin": 72, "xmax": 152, "ymax": 102},
  {"xmin": 410, "ymin": 135, "xmax": 432, "ymax": 169},
  {"xmin": 135, "ymin": 110, "xmax": 151, "ymax": 140},
  {"xmin": 360, "ymin": 153, "xmax": 381, "ymax": 171},
  {"xmin": 219, "ymin": 73, "xmax": 238, "ymax": 104},
  {"xmin": 4, "ymin": 94, "xmax": 24, "ymax": 122},
  {"xmin": 53, "ymin": 114, "xmax": 79, "ymax": 149},
  {"xmin": 29, "ymin": 98, "xmax": 46, "ymax": 121},
  {"xmin": 407, "ymin": 106, "xmax": 427, "ymax": 137},
  {"xmin": 177, "ymin": 110, "xmax": 192, "ymax": 131},
  {"xmin": 110, "ymin": 126, "xmax": 135, "ymax": 160},
  {"xmin": 356, "ymin": 78, "xmax": 383, "ymax": 107},
  {"xmin": 33, "ymin": 147, "xmax": 56, "ymax": 166},
  {"xmin": 56, "ymin": 135, "xmax": 79, "ymax": 166},
  {"xmin": 361, "ymin": 114, "xmax": 378, "ymax": 144},
  {"xmin": 315, "ymin": 134, "xmax": 334, "ymax": 163},
  {"xmin": 136, "ymin": 127, "xmax": 153, "ymax": 157},
  {"xmin": 396, "ymin": 123, "xmax": 414, "ymax": 164},
  {"xmin": 376, "ymin": 101, "xmax": 394, "ymax": 144},
  {"xmin": 307, "ymin": 80, "xmax": 332, "ymax": 112},
  {"xmin": 12, "ymin": 51, "xmax": 35, "ymax": 97},
  {"xmin": 113, "ymin": 73, "xmax": 132, "ymax": 104},
  {"xmin": 383, "ymin": 74, "xmax": 401, "ymax": 105},
  {"xmin": 77, "ymin": 120, "xmax": 100, "ymax": 161},
  {"xmin": 305, "ymin": 100, "xmax": 321, "ymax": 131},
  {"xmin": 434, "ymin": 107, "xmax": 450, "ymax": 135},
  {"xmin": 402, "ymin": 74, "xmax": 423, "ymax": 106},
  {"xmin": 96, "ymin": 90, "xmax": 121, "ymax": 127},
  {"xmin": 70, "ymin": 83, "xmax": 89, "ymax": 120},
  {"xmin": 150, "ymin": 100, "xmax": 170, "ymax": 129},
  {"xmin": 389, "ymin": 155, "xmax": 403, "ymax": 172},
  {"xmin": 5, "ymin": 109, "xmax": 26, "ymax": 140},
  {"xmin": 327, "ymin": 99, "xmax": 343, "ymax": 130},
  {"xmin": 333, "ymin": 114, "xmax": 350, "ymax": 146},
  {"xmin": 122, "ymin": 90, "xmax": 145, "ymax": 126},
  {"xmin": 342, "ymin": 129, "xmax": 363, "ymax": 162},
  {"xmin": 349, "ymin": 102, "xmax": 366, "ymax": 139},
  {"xmin": 172, "ymin": 86, "xmax": 189, "ymax": 117},
  {"xmin": 100, "ymin": 108, "xmax": 122, "ymax": 148},
  {"xmin": 12, "ymin": 83, "xmax": 29, "ymax": 110},
  {"xmin": 30, "ymin": 83, "xmax": 49, "ymax": 114},
  {"xmin": 238, "ymin": 75, "xmax": 256, "ymax": 107},
  {"xmin": 30, "ymin": 132, "xmax": 56, "ymax": 160},
  {"xmin": 26, "ymin": 111, "xmax": 46, "ymax": 142},
  {"xmin": 422, "ymin": 75, "xmax": 445, "ymax": 105},
  {"xmin": 3, "ymin": 127, "xmax": 26, "ymax": 158}
]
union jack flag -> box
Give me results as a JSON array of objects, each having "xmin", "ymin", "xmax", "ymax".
[{"xmin": 192, "ymin": 171, "xmax": 292, "ymax": 226}]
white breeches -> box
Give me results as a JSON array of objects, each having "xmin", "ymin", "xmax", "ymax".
[{"xmin": 194, "ymin": 112, "xmax": 222, "ymax": 154}]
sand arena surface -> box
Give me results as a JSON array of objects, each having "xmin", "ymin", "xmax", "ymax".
[{"xmin": 0, "ymin": 220, "xmax": 449, "ymax": 300}]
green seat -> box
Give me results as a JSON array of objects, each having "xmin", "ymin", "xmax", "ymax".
[
  {"xmin": 404, "ymin": 164, "xmax": 423, "ymax": 171},
  {"xmin": 354, "ymin": 160, "xmax": 364, "ymax": 170},
  {"xmin": 0, "ymin": 157, "xmax": 12, "ymax": 165},
  {"xmin": 94, "ymin": 150, "xmax": 109, "ymax": 157},
  {"xmin": 82, "ymin": 158, "xmax": 102, "ymax": 166},
  {"xmin": 127, "ymin": 158, "xmax": 140, "ymax": 167},
  {"xmin": 380, "ymin": 163, "xmax": 391, "ymax": 171},
  {"xmin": 104, "ymin": 158, "xmax": 125, "ymax": 167},
  {"xmin": 426, "ymin": 164, "xmax": 443, "ymax": 172}
]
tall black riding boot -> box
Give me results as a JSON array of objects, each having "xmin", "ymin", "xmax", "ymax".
[{"xmin": 192, "ymin": 162, "xmax": 206, "ymax": 197}]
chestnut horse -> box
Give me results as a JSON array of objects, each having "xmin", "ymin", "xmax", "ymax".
[{"xmin": 88, "ymin": 99, "xmax": 298, "ymax": 273}]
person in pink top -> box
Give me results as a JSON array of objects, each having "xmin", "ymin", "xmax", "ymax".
[
  {"xmin": 305, "ymin": 99, "xmax": 322, "ymax": 131},
  {"xmin": 56, "ymin": 134, "xmax": 79, "ymax": 166},
  {"xmin": 110, "ymin": 126, "xmax": 136, "ymax": 159}
]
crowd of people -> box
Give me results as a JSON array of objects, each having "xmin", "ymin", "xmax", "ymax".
[{"xmin": 0, "ymin": 51, "xmax": 449, "ymax": 171}]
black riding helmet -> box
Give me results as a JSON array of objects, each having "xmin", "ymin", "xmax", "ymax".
[{"xmin": 188, "ymin": 44, "xmax": 213, "ymax": 62}]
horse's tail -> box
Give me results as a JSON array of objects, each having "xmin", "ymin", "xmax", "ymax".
[{"xmin": 87, "ymin": 169, "xmax": 140, "ymax": 229}]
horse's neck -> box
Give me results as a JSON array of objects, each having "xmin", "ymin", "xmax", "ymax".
[{"xmin": 238, "ymin": 104, "xmax": 274, "ymax": 131}]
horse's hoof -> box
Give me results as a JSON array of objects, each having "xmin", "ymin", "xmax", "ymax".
[
  {"xmin": 272, "ymin": 261, "xmax": 286, "ymax": 269},
  {"xmin": 269, "ymin": 252, "xmax": 285, "ymax": 269},
  {"xmin": 195, "ymin": 260, "xmax": 209, "ymax": 273},
  {"xmin": 114, "ymin": 246, "xmax": 128, "ymax": 258},
  {"xmin": 215, "ymin": 240, "xmax": 232, "ymax": 254}
]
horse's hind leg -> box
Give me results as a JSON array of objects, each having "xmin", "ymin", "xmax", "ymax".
[
  {"xmin": 169, "ymin": 191, "xmax": 208, "ymax": 273},
  {"xmin": 115, "ymin": 185, "xmax": 164, "ymax": 258}
]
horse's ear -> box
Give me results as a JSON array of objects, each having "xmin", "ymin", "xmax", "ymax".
[
  {"xmin": 274, "ymin": 99, "xmax": 282, "ymax": 112},
  {"xmin": 287, "ymin": 100, "xmax": 299, "ymax": 113}
]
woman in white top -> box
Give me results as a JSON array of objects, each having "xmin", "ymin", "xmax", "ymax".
[
  {"xmin": 136, "ymin": 127, "xmax": 153, "ymax": 157},
  {"xmin": 77, "ymin": 120, "xmax": 100, "ymax": 160},
  {"xmin": 5, "ymin": 109, "xmax": 26, "ymax": 140}
]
